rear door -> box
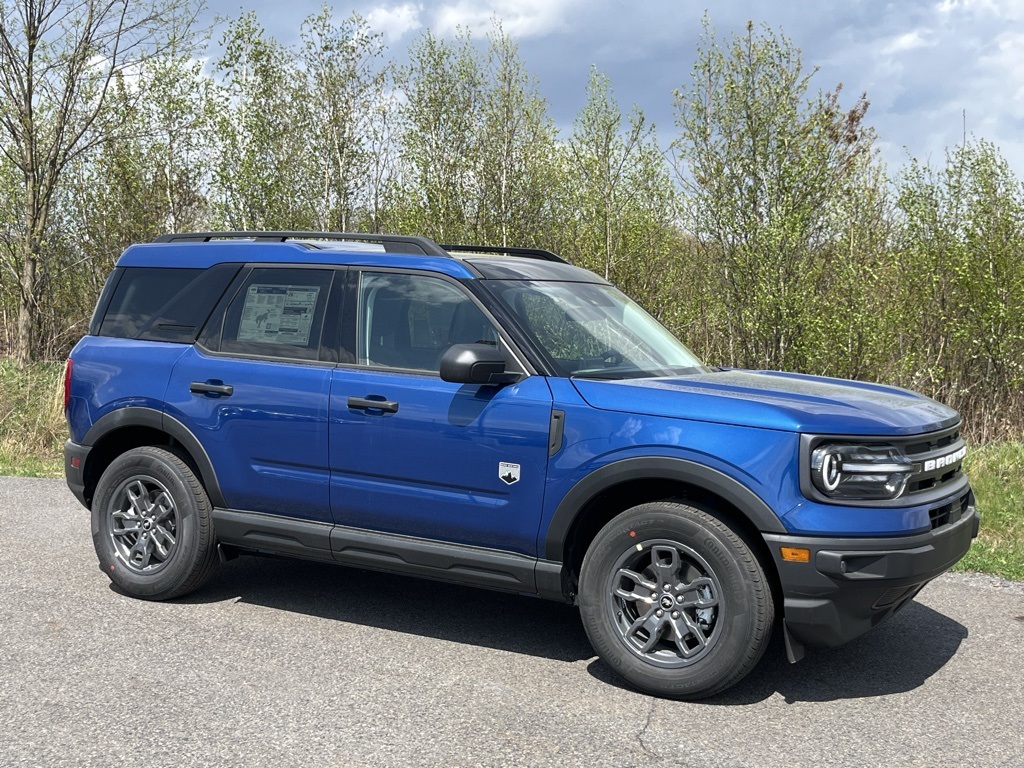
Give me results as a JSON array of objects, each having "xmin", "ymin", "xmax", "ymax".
[
  {"xmin": 328, "ymin": 270, "xmax": 554, "ymax": 555},
  {"xmin": 165, "ymin": 265, "xmax": 339, "ymax": 522}
]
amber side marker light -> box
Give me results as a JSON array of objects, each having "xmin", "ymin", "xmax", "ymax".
[{"xmin": 781, "ymin": 547, "xmax": 811, "ymax": 563}]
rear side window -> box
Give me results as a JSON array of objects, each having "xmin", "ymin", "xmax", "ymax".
[
  {"xmin": 212, "ymin": 267, "xmax": 335, "ymax": 361},
  {"xmin": 98, "ymin": 265, "xmax": 238, "ymax": 342}
]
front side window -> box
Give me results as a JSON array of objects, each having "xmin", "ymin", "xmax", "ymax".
[
  {"xmin": 489, "ymin": 280, "xmax": 707, "ymax": 379},
  {"xmin": 358, "ymin": 272, "xmax": 498, "ymax": 373}
]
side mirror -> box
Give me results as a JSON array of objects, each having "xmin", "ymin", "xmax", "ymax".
[{"xmin": 440, "ymin": 343, "xmax": 518, "ymax": 385}]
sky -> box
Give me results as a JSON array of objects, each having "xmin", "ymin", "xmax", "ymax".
[{"xmin": 203, "ymin": 0, "xmax": 1024, "ymax": 177}]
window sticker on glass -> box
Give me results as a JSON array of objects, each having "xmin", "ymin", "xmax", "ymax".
[{"xmin": 238, "ymin": 284, "xmax": 320, "ymax": 346}]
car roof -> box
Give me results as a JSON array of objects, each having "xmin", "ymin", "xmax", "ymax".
[
  {"xmin": 115, "ymin": 238, "xmax": 609, "ymax": 283},
  {"xmin": 117, "ymin": 241, "xmax": 479, "ymax": 278},
  {"xmin": 462, "ymin": 256, "xmax": 608, "ymax": 282}
]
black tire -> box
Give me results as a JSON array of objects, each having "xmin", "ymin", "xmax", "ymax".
[
  {"xmin": 91, "ymin": 446, "xmax": 217, "ymax": 600},
  {"xmin": 578, "ymin": 501, "xmax": 773, "ymax": 699}
]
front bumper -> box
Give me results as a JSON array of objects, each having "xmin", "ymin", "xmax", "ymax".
[{"xmin": 764, "ymin": 494, "xmax": 978, "ymax": 653}]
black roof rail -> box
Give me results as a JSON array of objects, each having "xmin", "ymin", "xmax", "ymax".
[
  {"xmin": 153, "ymin": 231, "xmax": 450, "ymax": 257},
  {"xmin": 440, "ymin": 243, "xmax": 567, "ymax": 264}
]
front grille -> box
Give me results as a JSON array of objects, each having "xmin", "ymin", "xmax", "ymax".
[
  {"xmin": 904, "ymin": 431, "xmax": 959, "ymax": 456},
  {"xmin": 900, "ymin": 425, "xmax": 967, "ymax": 501}
]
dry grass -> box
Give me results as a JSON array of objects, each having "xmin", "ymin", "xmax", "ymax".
[
  {"xmin": 0, "ymin": 360, "xmax": 65, "ymax": 476},
  {"xmin": 957, "ymin": 442, "xmax": 1024, "ymax": 580}
]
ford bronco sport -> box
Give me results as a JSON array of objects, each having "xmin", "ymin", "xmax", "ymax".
[{"xmin": 64, "ymin": 232, "xmax": 977, "ymax": 699}]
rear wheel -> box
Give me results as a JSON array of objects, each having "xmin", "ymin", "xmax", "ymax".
[
  {"xmin": 91, "ymin": 446, "xmax": 217, "ymax": 600},
  {"xmin": 578, "ymin": 501, "xmax": 773, "ymax": 699}
]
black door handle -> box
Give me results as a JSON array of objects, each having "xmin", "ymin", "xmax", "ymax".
[
  {"xmin": 190, "ymin": 381, "xmax": 234, "ymax": 397},
  {"xmin": 347, "ymin": 396, "xmax": 399, "ymax": 414}
]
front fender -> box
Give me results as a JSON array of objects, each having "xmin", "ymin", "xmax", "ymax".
[{"xmin": 542, "ymin": 456, "xmax": 786, "ymax": 561}]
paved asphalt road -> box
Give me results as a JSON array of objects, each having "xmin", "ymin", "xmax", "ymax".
[{"xmin": 1, "ymin": 476, "xmax": 1022, "ymax": 768}]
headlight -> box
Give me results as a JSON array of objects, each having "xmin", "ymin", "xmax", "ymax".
[{"xmin": 809, "ymin": 443, "xmax": 914, "ymax": 500}]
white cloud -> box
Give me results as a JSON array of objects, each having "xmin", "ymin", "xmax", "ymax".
[
  {"xmin": 990, "ymin": 30, "xmax": 1024, "ymax": 99},
  {"xmin": 431, "ymin": 0, "xmax": 576, "ymax": 39},
  {"xmin": 841, "ymin": 0, "xmax": 1024, "ymax": 173},
  {"xmin": 882, "ymin": 29, "xmax": 933, "ymax": 54},
  {"xmin": 936, "ymin": 0, "xmax": 1023, "ymax": 18},
  {"xmin": 366, "ymin": 3, "xmax": 423, "ymax": 42}
]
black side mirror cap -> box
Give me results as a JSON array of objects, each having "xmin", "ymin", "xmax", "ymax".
[{"xmin": 439, "ymin": 343, "xmax": 520, "ymax": 385}]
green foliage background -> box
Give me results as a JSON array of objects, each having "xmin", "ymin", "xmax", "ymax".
[{"xmin": 0, "ymin": 11, "xmax": 1022, "ymax": 444}]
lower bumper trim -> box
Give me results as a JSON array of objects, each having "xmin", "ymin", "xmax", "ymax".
[
  {"xmin": 64, "ymin": 440, "xmax": 90, "ymax": 508},
  {"xmin": 765, "ymin": 504, "xmax": 977, "ymax": 649}
]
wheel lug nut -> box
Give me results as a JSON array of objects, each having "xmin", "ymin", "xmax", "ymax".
[
  {"xmin": 656, "ymin": 610, "xmax": 664, "ymax": 617},
  {"xmin": 672, "ymin": 611, "xmax": 680, "ymax": 619},
  {"xmin": 663, "ymin": 584, "xmax": 671, "ymax": 591}
]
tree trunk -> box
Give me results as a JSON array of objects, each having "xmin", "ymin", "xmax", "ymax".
[{"xmin": 15, "ymin": 245, "xmax": 36, "ymax": 367}]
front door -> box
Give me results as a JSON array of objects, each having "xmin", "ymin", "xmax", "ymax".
[{"xmin": 328, "ymin": 270, "xmax": 553, "ymax": 555}]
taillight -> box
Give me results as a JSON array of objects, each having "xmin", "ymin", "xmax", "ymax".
[{"xmin": 64, "ymin": 358, "xmax": 73, "ymax": 411}]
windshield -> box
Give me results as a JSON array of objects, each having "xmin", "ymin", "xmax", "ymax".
[{"xmin": 488, "ymin": 280, "xmax": 708, "ymax": 379}]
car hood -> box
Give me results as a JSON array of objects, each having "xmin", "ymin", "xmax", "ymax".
[{"xmin": 570, "ymin": 370, "xmax": 960, "ymax": 435}]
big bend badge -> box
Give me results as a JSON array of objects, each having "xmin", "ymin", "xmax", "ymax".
[{"xmin": 498, "ymin": 462, "xmax": 520, "ymax": 485}]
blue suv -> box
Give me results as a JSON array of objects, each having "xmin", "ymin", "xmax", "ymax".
[{"xmin": 64, "ymin": 232, "xmax": 977, "ymax": 698}]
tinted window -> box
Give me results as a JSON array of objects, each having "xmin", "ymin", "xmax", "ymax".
[
  {"xmin": 358, "ymin": 272, "xmax": 498, "ymax": 373},
  {"xmin": 217, "ymin": 267, "xmax": 334, "ymax": 361},
  {"xmin": 99, "ymin": 268, "xmax": 200, "ymax": 339},
  {"xmin": 89, "ymin": 268, "xmax": 124, "ymax": 336},
  {"xmin": 97, "ymin": 265, "xmax": 239, "ymax": 342}
]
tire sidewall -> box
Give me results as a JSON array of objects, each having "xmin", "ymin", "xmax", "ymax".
[
  {"xmin": 91, "ymin": 448, "xmax": 208, "ymax": 600},
  {"xmin": 579, "ymin": 504, "xmax": 762, "ymax": 698}
]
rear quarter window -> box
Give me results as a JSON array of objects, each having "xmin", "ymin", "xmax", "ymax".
[{"xmin": 98, "ymin": 265, "xmax": 239, "ymax": 342}]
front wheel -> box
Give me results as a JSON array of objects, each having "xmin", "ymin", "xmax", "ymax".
[
  {"xmin": 91, "ymin": 446, "xmax": 218, "ymax": 600},
  {"xmin": 578, "ymin": 501, "xmax": 774, "ymax": 699}
]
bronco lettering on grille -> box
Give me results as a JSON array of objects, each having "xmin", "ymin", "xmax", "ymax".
[{"xmin": 923, "ymin": 446, "xmax": 967, "ymax": 473}]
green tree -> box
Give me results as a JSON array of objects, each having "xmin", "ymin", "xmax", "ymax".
[
  {"xmin": 210, "ymin": 12, "xmax": 312, "ymax": 230},
  {"xmin": 37, "ymin": 38, "xmax": 215, "ymax": 356},
  {"xmin": 393, "ymin": 29, "xmax": 482, "ymax": 241},
  {"xmin": 69, "ymin": 51, "xmax": 212, "ymax": 264},
  {"xmin": 359, "ymin": 85, "xmax": 402, "ymax": 233},
  {"xmin": 562, "ymin": 68, "xmax": 678, "ymax": 317},
  {"xmin": 298, "ymin": 8, "xmax": 388, "ymax": 232},
  {"xmin": 0, "ymin": 0, "xmax": 202, "ymax": 364},
  {"xmin": 474, "ymin": 23, "xmax": 558, "ymax": 247},
  {"xmin": 798, "ymin": 159, "xmax": 895, "ymax": 381},
  {"xmin": 672, "ymin": 19, "xmax": 874, "ymax": 371},
  {"xmin": 142, "ymin": 41, "xmax": 215, "ymax": 235},
  {"xmin": 0, "ymin": 138, "xmax": 23, "ymax": 352},
  {"xmin": 896, "ymin": 139, "xmax": 1024, "ymax": 438}
]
